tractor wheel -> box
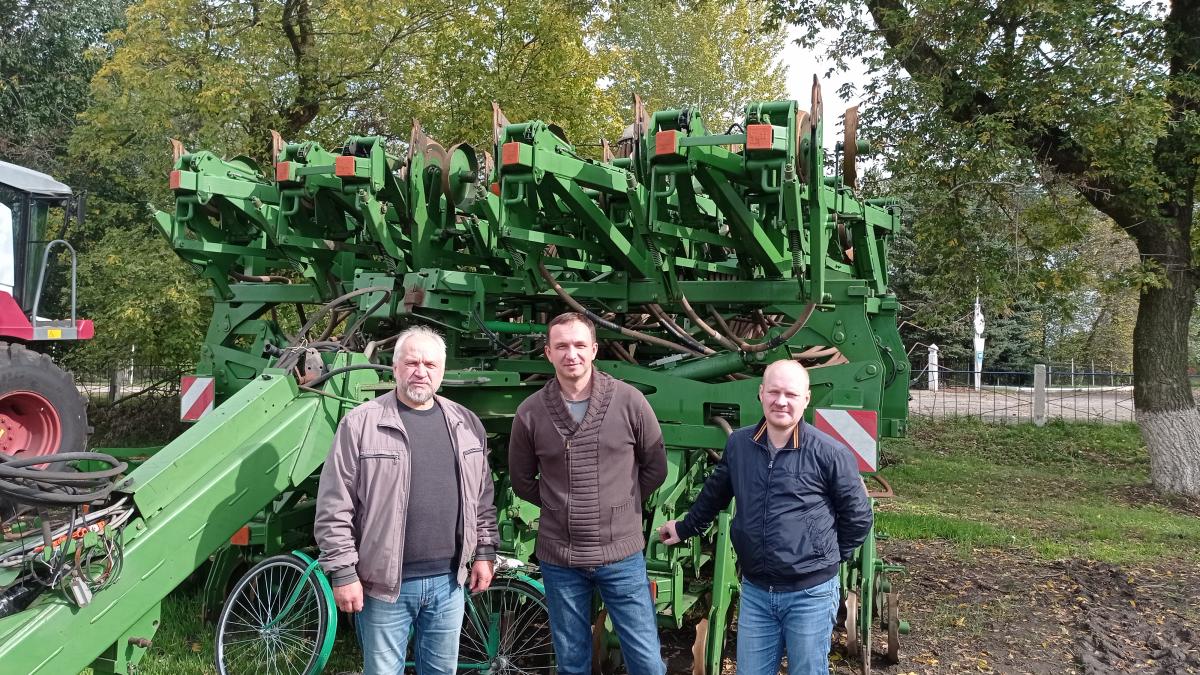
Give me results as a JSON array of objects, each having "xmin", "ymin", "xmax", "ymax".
[{"xmin": 0, "ymin": 342, "xmax": 88, "ymax": 462}]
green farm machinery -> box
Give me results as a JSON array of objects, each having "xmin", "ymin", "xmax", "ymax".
[{"xmin": 0, "ymin": 78, "xmax": 909, "ymax": 675}]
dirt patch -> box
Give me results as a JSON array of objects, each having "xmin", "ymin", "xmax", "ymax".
[
  {"xmin": 826, "ymin": 541, "xmax": 1200, "ymax": 675},
  {"xmin": 658, "ymin": 540, "xmax": 1200, "ymax": 674}
]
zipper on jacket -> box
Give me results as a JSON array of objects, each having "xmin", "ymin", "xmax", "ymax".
[{"xmin": 762, "ymin": 445, "xmax": 773, "ymax": 580}]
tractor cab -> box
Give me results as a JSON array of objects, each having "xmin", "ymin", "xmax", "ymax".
[
  {"xmin": 0, "ymin": 160, "xmax": 92, "ymax": 341},
  {"xmin": 0, "ymin": 161, "xmax": 91, "ymax": 466}
]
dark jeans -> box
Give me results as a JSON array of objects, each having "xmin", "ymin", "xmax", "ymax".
[{"xmin": 540, "ymin": 552, "xmax": 666, "ymax": 675}]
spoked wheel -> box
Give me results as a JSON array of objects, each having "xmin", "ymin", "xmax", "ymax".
[
  {"xmin": 460, "ymin": 577, "xmax": 556, "ymax": 675},
  {"xmin": 214, "ymin": 552, "xmax": 336, "ymax": 675}
]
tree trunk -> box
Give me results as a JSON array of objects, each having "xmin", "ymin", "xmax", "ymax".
[{"xmin": 1131, "ymin": 228, "xmax": 1200, "ymax": 497}]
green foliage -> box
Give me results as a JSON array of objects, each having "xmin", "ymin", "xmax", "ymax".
[
  {"xmin": 780, "ymin": 0, "xmax": 1196, "ymax": 379},
  {"xmin": 602, "ymin": 0, "xmax": 789, "ymax": 131},
  {"xmin": 65, "ymin": 225, "xmax": 210, "ymax": 370},
  {"xmin": 59, "ymin": 0, "xmax": 789, "ymax": 372},
  {"xmin": 0, "ymin": 0, "xmax": 127, "ymax": 172}
]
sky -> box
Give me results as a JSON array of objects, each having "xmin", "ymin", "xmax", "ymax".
[{"xmin": 780, "ymin": 26, "xmax": 865, "ymax": 151}]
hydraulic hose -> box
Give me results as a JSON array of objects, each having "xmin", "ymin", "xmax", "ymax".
[
  {"xmin": 707, "ymin": 303, "xmax": 817, "ymax": 353},
  {"xmin": 679, "ymin": 295, "xmax": 740, "ymax": 352},
  {"xmin": 289, "ymin": 286, "xmax": 393, "ymax": 349},
  {"xmin": 0, "ymin": 453, "xmax": 128, "ymax": 508},
  {"xmin": 646, "ymin": 304, "xmax": 711, "ymax": 355},
  {"xmin": 537, "ymin": 262, "xmax": 696, "ymax": 356}
]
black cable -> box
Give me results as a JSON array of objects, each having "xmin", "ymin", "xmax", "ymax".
[
  {"xmin": 288, "ymin": 286, "xmax": 392, "ymax": 349},
  {"xmin": 0, "ymin": 453, "xmax": 127, "ymax": 508},
  {"xmin": 304, "ymin": 364, "xmax": 394, "ymax": 389},
  {"xmin": 343, "ymin": 292, "xmax": 392, "ymax": 351}
]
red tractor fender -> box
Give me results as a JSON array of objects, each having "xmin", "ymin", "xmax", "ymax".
[
  {"xmin": 0, "ymin": 291, "xmax": 93, "ymax": 341},
  {"xmin": 0, "ymin": 292, "xmax": 33, "ymax": 340}
]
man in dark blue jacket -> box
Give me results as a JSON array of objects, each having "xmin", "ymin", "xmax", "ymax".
[{"xmin": 658, "ymin": 359, "xmax": 872, "ymax": 675}]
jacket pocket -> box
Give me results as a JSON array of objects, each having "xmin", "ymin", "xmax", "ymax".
[{"xmin": 607, "ymin": 497, "xmax": 641, "ymax": 540}]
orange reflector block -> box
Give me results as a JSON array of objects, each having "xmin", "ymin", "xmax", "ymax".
[
  {"xmin": 648, "ymin": 578, "xmax": 658, "ymax": 601},
  {"xmin": 169, "ymin": 170, "xmax": 182, "ymax": 190},
  {"xmin": 490, "ymin": 182, "xmax": 501, "ymax": 196},
  {"xmin": 275, "ymin": 161, "xmax": 293, "ymax": 182},
  {"xmin": 501, "ymin": 142, "xmax": 523, "ymax": 166},
  {"xmin": 230, "ymin": 526, "xmax": 250, "ymax": 546},
  {"xmin": 655, "ymin": 130, "xmax": 678, "ymax": 157},
  {"xmin": 334, "ymin": 155, "xmax": 357, "ymax": 177},
  {"xmin": 746, "ymin": 124, "xmax": 774, "ymax": 150}
]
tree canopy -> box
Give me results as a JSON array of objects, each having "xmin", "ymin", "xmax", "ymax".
[
  {"xmin": 53, "ymin": 0, "xmax": 790, "ymax": 368},
  {"xmin": 767, "ymin": 0, "xmax": 1199, "ymax": 495}
]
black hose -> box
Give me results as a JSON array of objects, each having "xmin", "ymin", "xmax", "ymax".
[
  {"xmin": 289, "ymin": 286, "xmax": 392, "ymax": 348},
  {"xmin": 0, "ymin": 453, "xmax": 128, "ymax": 507},
  {"xmin": 646, "ymin": 304, "xmax": 711, "ymax": 355},
  {"xmin": 537, "ymin": 262, "xmax": 695, "ymax": 355},
  {"xmin": 304, "ymin": 364, "xmax": 394, "ymax": 389}
]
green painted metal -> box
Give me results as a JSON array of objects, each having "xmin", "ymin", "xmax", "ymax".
[
  {"xmin": 283, "ymin": 550, "xmax": 338, "ymax": 672},
  {"xmin": 1, "ymin": 86, "xmax": 909, "ymax": 673}
]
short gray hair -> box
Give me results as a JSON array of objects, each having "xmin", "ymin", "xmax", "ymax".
[{"xmin": 392, "ymin": 325, "xmax": 447, "ymax": 367}]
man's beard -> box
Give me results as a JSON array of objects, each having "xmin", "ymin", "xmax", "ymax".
[{"xmin": 405, "ymin": 383, "xmax": 434, "ymax": 404}]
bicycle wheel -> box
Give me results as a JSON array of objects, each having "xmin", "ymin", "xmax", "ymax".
[
  {"xmin": 459, "ymin": 576, "xmax": 556, "ymax": 674},
  {"xmin": 215, "ymin": 552, "xmax": 336, "ymax": 675}
]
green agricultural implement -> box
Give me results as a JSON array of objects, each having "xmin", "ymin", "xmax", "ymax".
[{"xmin": 0, "ymin": 78, "xmax": 909, "ymax": 675}]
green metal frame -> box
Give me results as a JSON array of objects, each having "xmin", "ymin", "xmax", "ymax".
[{"xmin": 1, "ymin": 89, "xmax": 909, "ymax": 673}]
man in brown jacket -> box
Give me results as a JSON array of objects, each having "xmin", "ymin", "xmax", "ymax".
[
  {"xmin": 508, "ymin": 312, "xmax": 668, "ymax": 675},
  {"xmin": 315, "ymin": 326, "xmax": 498, "ymax": 675}
]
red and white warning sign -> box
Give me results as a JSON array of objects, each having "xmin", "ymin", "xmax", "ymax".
[
  {"xmin": 180, "ymin": 376, "xmax": 215, "ymax": 421},
  {"xmin": 813, "ymin": 408, "xmax": 878, "ymax": 472}
]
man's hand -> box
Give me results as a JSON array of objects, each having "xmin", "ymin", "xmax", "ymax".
[
  {"xmin": 470, "ymin": 560, "xmax": 495, "ymax": 593},
  {"xmin": 657, "ymin": 520, "xmax": 682, "ymax": 545},
  {"xmin": 333, "ymin": 580, "xmax": 364, "ymax": 613}
]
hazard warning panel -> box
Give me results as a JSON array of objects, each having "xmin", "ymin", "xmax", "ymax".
[
  {"xmin": 813, "ymin": 408, "xmax": 878, "ymax": 472},
  {"xmin": 180, "ymin": 375, "xmax": 215, "ymax": 421}
]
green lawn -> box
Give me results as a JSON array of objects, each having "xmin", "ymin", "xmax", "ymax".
[
  {"xmin": 875, "ymin": 419, "xmax": 1200, "ymax": 564},
  {"xmin": 91, "ymin": 418, "xmax": 1199, "ymax": 674}
]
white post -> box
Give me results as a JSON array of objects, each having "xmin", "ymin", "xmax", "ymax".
[
  {"xmin": 1071, "ymin": 358, "xmax": 1075, "ymax": 389},
  {"xmin": 973, "ymin": 296, "xmax": 985, "ymax": 391},
  {"xmin": 1033, "ymin": 364, "xmax": 1047, "ymax": 427},
  {"xmin": 928, "ymin": 344, "xmax": 940, "ymax": 392}
]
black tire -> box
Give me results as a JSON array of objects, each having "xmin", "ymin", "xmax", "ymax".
[{"xmin": 0, "ymin": 342, "xmax": 88, "ymax": 459}]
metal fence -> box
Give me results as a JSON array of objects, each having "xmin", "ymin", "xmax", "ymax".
[
  {"xmin": 909, "ymin": 364, "xmax": 1136, "ymax": 424},
  {"xmin": 72, "ymin": 364, "xmax": 188, "ymax": 405}
]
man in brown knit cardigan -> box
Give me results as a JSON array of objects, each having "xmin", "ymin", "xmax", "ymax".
[{"xmin": 508, "ymin": 312, "xmax": 668, "ymax": 675}]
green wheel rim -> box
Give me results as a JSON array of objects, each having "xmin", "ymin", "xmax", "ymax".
[
  {"xmin": 291, "ymin": 550, "xmax": 337, "ymax": 673},
  {"xmin": 214, "ymin": 552, "xmax": 337, "ymax": 675}
]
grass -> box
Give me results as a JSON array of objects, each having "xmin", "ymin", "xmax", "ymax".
[
  {"xmin": 82, "ymin": 588, "xmax": 364, "ymax": 675},
  {"xmin": 875, "ymin": 418, "xmax": 1200, "ymax": 564},
  {"xmin": 87, "ymin": 418, "xmax": 1199, "ymax": 673}
]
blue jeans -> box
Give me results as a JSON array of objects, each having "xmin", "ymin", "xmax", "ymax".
[
  {"xmin": 540, "ymin": 552, "xmax": 666, "ymax": 675},
  {"xmin": 735, "ymin": 575, "xmax": 840, "ymax": 675},
  {"xmin": 355, "ymin": 573, "xmax": 465, "ymax": 675}
]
